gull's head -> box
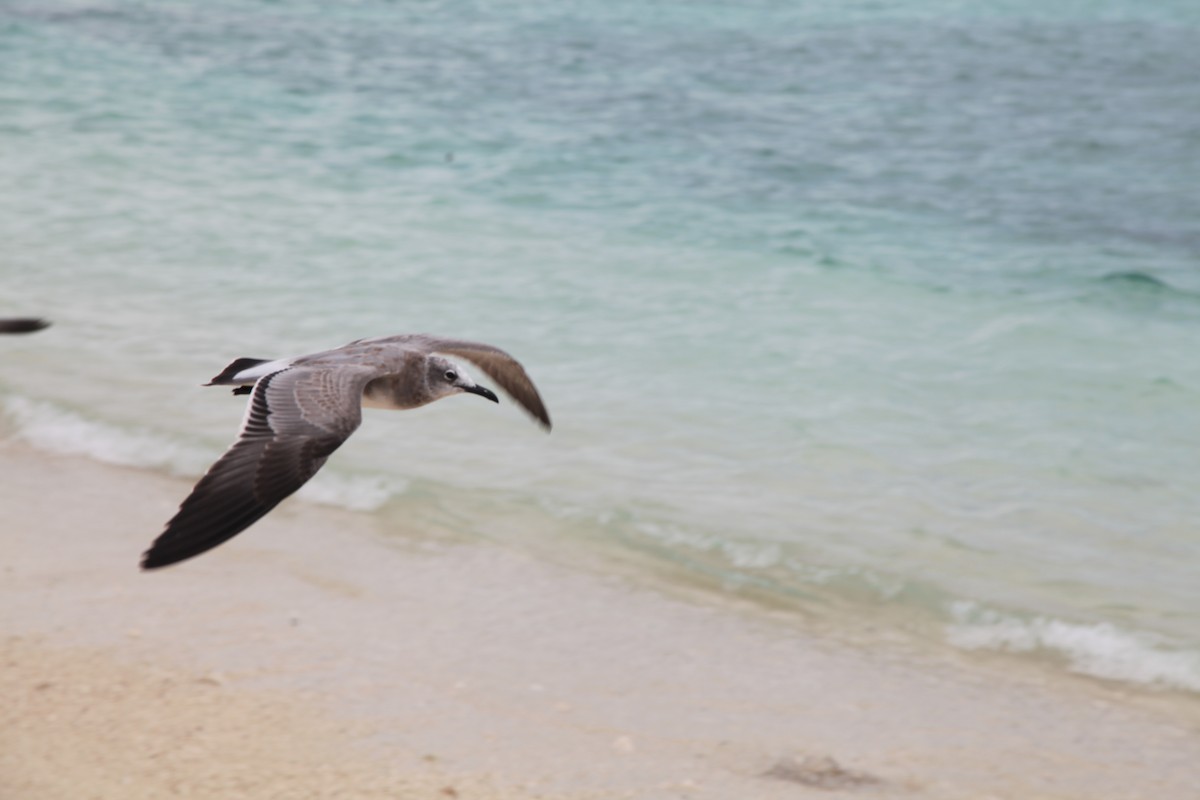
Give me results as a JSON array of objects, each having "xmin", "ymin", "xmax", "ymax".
[{"xmin": 427, "ymin": 356, "xmax": 499, "ymax": 404}]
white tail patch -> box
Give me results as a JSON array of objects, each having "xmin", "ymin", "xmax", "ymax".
[{"xmin": 232, "ymin": 358, "xmax": 292, "ymax": 384}]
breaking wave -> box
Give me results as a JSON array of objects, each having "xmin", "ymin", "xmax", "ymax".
[
  {"xmin": 1, "ymin": 394, "xmax": 404, "ymax": 513},
  {"xmin": 2, "ymin": 395, "xmax": 212, "ymax": 475},
  {"xmin": 947, "ymin": 601, "xmax": 1200, "ymax": 693}
]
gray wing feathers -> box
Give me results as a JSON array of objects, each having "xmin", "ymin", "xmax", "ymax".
[{"xmin": 140, "ymin": 366, "xmax": 377, "ymax": 569}]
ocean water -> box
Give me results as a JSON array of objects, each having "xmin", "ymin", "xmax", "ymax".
[{"xmin": 2, "ymin": 1, "xmax": 1199, "ymax": 693}]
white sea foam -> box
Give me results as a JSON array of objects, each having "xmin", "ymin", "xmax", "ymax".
[
  {"xmin": 947, "ymin": 601, "xmax": 1200, "ymax": 693},
  {"xmin": 297, "ymin": 471, "xmax": 406, "ymax": 512},
  {"xmin": 2, "ymin": 395, "xmax": 213, "ymax": 475},
  {"xmin": 3, "ymin": 395, "xmax": 405, "ymax": 513}
]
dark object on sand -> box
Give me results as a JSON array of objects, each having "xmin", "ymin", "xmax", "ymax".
[{"xmin": 763, "ymin": 755, "xmax": 882, "ymax": 790}]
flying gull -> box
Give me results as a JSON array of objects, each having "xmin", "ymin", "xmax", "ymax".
[
  {"xmin": 0, "ymin": 318, "xmax": 50, "ymax": 334},
  {"xmin": 141, "ymin": 333, "xmax": 551, "ymax": 570}
]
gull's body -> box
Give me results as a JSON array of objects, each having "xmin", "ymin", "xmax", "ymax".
[{"xmin": 141, "ymin": 334, "xmax": 550, "ymax": 570}]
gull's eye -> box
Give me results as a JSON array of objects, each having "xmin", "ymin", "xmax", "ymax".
[{"xmin": 444, "ymin": 369, "xmax": 458, "ymax": 382}]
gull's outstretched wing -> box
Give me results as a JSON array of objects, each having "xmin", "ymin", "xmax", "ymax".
[{"xmin": 141, "ymin": 365, "xmax": 377, "ymax": 569}]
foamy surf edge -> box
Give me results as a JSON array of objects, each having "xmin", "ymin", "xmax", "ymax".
[
  {"xmin": 5, "ymin": 396, "xmax": 1198, "ymax": 695},
  {"xmin": 541, "ymin": 497, "xmax": 1200, "ymax": 695},
  {"xmin": 3, "ymin": 395, "xmax": 213, "ymax": 475},
  {"xmin": 947, "ymin": 600, "xmax": 1200, "ymax": 693},
  {"xmin": 1, "ymin": 395, "xmax": 403, "ymax": 513}
]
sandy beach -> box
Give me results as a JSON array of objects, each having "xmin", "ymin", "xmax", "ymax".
[{"xmin": 2, "ymin": 439, "xmax": 1197, "ymax": 799}]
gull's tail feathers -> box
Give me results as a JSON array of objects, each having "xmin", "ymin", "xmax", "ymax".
[
  {"xmin": 205, "ymin": 356, "xmax": 291, "ymax": 392},
  {"xmin": 206, "ymin": 357, "xmax": 272, "ymax": 386}
]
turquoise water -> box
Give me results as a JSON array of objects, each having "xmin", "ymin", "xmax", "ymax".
[{"xmin": 3, "ymin": 1, "xmax": 1199, "ymax": 691}]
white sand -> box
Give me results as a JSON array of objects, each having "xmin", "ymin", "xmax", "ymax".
[{"xmin": 2, "ymin": 440, "xmax": 1198, "ymax": 799}]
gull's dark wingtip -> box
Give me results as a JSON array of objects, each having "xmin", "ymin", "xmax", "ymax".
[
  {"xmin": 139, "ymin": 523, "xmax": 246, "ymax": 570},
  {"xmin": 0, "ymin": 317, "xmax": 50, "ymax": 334},
  {"xmin": 527, "ymin": 400, "xmax": 552, "ymax": 432},
  {"xmin": 140, "ymin": 531, "xmax": 205, "ymax": 570},
  {"xmin": 139, "ymin": 543, "xmax": 178, "ymax": 570}
]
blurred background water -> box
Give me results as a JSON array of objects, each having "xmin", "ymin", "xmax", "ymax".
[{"xmin": 2, "ymin": 0, "xmax": 1198, "ymax": 692}]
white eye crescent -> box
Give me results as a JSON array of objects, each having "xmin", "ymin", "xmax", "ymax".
[{"xmin": 444, "ymin": 369, "xmax": 458, "ymax": 382}]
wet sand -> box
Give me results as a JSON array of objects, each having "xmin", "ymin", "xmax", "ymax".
[{"xmin": 2, "ymin": 440, "xmax": 1197, "ymax": 799}]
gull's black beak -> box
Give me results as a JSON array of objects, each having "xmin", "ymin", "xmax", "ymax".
[{"xmin": 464, "ymin": 383, "xmax": 500, "ymax": 403}]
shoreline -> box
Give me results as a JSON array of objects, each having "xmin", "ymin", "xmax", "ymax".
[
  {"xmin": 7, "ymin": 389, "xmax": 1198, "ymax": 698},
  {"xmin": 2, "ymin": 440, "xmax": 1198, "ymax": 798}
]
